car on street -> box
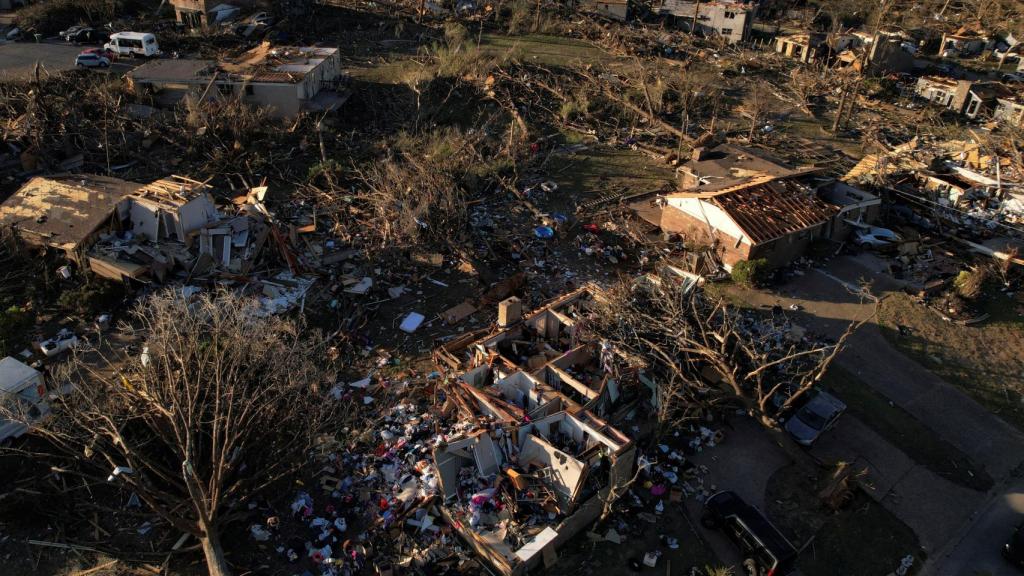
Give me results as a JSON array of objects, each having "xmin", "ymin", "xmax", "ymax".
[
  {"xmin": 702, "ymin": 491, "xmax": 797, "ymax": 576},
  {"xmin": 75, "ymin": 52, "xmax": 111, "ymax": 69},
  {"xmin": 784, "ymin": 390, "xmax": 847, "ymax": 446},
  {"xmin": 80, "ymin": 47, "xmax": 117, "ymax": 61},
  {"xmin": 61, "ymin": 26, "xmax": 100, "ymax": 44}
]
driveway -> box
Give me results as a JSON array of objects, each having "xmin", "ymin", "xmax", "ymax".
[
  {"xmin": 725, "ymin": 254, "xmax": 1024, "ymax": 563},
  {"xmin": 684, "ymin": 415, "xmax": 793, "ymax": 570},
  {"xmin": 937, "ymin": 481, "xmax": 1024, "ymax": 576}
]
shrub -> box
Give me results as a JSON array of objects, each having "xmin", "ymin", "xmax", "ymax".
[
  {"xmin": 731, "ymin": 258, "xmax": 771, "ymax": 287},
  {"xmin": 57, "ymin": 281, "xmax": 124, "ymax": 318},
  {"xmin": 954, "ymin": 266, "xmax": 989, "ymax": 300},
  {"xmin": 15, "ymin": 0, "xmax": 123, "ymax": 35}
]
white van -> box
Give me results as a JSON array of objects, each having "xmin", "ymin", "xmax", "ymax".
[
  {"xmin": 104, "ymin": 32, "xmax": 160, "ymax": 58},
  {"xmin": 0, "ymin": 357, "xmax": 51, "ymax": 444}
]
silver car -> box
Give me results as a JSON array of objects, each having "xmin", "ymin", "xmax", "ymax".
[{"xmin": 785, "ymin": 391, "xmax": 846, "ymax": 446}]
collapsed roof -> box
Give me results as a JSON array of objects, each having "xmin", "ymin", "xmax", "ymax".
[{"xmin": 0, "ymin": 174, "xmax": 141, "ymax": 259}]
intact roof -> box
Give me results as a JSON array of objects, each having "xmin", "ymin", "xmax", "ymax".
[
  {"xmin": 0, "ymin": 356, "xmax": 41, "ymax": 393},
  {"xmin": 679, "ymin": 178, "xmax": 838, "ymax": 244},
  {"xmin": 0, "ymin": 174, "xmax": 141, "ymax": 253}
]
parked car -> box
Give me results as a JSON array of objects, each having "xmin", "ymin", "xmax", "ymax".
[
  {"xmin": 854, "ymin": 226, "xmax": 902, "ymax": 248},
  {"xmin": 1004, "ymin": 523, "xmax": 1024, "ymax": 568},
  {"xmin": 80, "ymin": 47, "xmax": 117, "ymax": 61},
  {"xmin": 702, "ymin": 491, "xmax": 797, "ymax": 576},
  {"xmin": 62, "ymin": 26, "xmax": 100, "ymax": 44},
  {"xmin": 75, "ymin": 52, "xmax": 111, "ymax": 69},
  {"xmin": 784, "ymin": 390, "xmax": 846, "ymax": 446},
  {"xmin": 59, "ymin": 25, "xmax": 87, "ymax": 40},
  {"xmin": 104, "ymin": 31, "xmax": 160, "ymax": 58},
  {"xmin": 38, "ymin": 330, "xmax": 79, "ymax": 357},
  {"xmin": 250, "ymin": 11, "xmax": 275, "ymax": 26},
  {"xmin": 1002, "ymin": 73, "xmax": 1024, "ymax": 83}
]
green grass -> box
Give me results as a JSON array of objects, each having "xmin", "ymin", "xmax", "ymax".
[
  {"xmin": 877, "ymin": 292, "xmax": 1024, "ymax": 432},
  {"xmin": 478, "ymin": 33, "xmax": 614, "ymax": 67},
  {"xmin": 823, "ymin": 365, "xmax": 993, "ymax": 492},
  {"xmin": 547, "ymin": 145, "xmax": 675, "ymax": 210}
]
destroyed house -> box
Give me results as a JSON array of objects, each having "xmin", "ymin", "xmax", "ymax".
[
  {"xmin": 433, "ymin": 288, "xmax": 636, "ymax": 576},
  {"xmin": 581, "ymin": 0, "xmax": 630, "ymax": 21},
  {"xmin": 649, "ymin": 145, "xmax": 878, "ymax": 268},
  {"xmin": 915, "ymin": 77, "xmax": 1017, "ymax": 119},
  {"xmin": 127, "ymin": 43, "xmax": 349, "ymax": 118},
  {"xmin": 0, "ymin": 174, "xmax": 141, "ymax": 261},
  {"xmin": 658, "ymin": 0, "xmax": 754, "ymax": 44},
  {"xmin": 86, "ymin": 176, "xmax": 270, "ymax": 282},
  {"xmin": 938, "ymin": 26, "xmax": 992, "ymax": 57},
  {"xmin": 774, "ymin": 32, "xmax": 828, "ymax": 63}
]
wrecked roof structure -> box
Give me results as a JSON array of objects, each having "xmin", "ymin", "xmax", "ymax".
[
  {"xmin": 128, "ymin": 43, "xmax": 349, "ymax": 118},
  {"xmin": 87, "ymin": 176, "xmax": 272, "ymax": 283},
  {"xmin": 0, "ymin": 174, "xmax": 141, "ymax": 260},
  {"xmin": 433, "ymin": 288, "xmax": 636, "ymax": 576},
  {"xmin": 641, "ymin": 144, "xmax": 879, "ymax": 267}
]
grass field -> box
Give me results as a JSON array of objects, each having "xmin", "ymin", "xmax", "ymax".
[{"xmin": 877, "ymin": 292, "xmax": 1024, "ymax": 431}]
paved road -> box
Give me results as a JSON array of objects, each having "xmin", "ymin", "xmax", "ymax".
[
  {"xmin": 0, "ymin": 40, "xmax": 138, "ymax": 80},
  {"xmin": 0, "ymin": 41, "xmax": 84, "ymax": 80},
  {"xmin": 939, "ymin": 482, "xmax": 1024, "ymax": 576},
  {"xmin": 728, "ymin": 254, "xmax": 1024, "ymax": 569}
]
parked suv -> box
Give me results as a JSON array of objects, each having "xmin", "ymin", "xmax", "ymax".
[{"xmin": 702, "ymin": 491, "xmax": 797, "ymax": 576}]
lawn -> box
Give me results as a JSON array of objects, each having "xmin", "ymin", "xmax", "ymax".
[
  {"xmin": 822, "ymin": 365, "xmax": 993, "ymax": 491},
  {"xmin": 766, "ymin": 463, "xmax": 923, "ymax": 576},
  {"xmin": 877, "ymin": 292, "xmax": 1024, "ymax": 431},
  {"xmin": 543, "ymin": 144, "xmax": 676, "ymax": 214},
  {"xmin": 479, "ymin": 33, "xmax": 615, "ymax": 67}
]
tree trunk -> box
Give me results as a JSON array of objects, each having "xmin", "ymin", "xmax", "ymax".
[{"xmin": 201, "ymin": 526, "xmax": 232, "ymax": 576}]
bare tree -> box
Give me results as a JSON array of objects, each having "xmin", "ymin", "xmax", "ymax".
[
  {"xmin": 741, "ymin": 83, "xmax": 775, "ymax": 142},
  {"xmin": 590, "ymin": 273, "xmax": 873, "ymax": 429},
  {"xmin": 18, "ymin": 291, "xmax": 339, "ymax": 576}
]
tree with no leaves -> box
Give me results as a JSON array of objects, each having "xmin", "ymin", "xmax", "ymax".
[
  {"xmin": 741, "ymin": 83, "xmax": 775, "ymax": 142},
  {"xmin": 589, "ymin": 273, "xmax": 872, "ymax": 430},
  {"xmin": 26, "ymin": 291, "xmax": 339, "ymax": 576}
]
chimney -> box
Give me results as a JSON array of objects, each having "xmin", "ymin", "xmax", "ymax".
[
  {"xmin": 497, "ymin": 297, "xmax": 523, "ymax": 327},
  {"xmin": 691, "ymin": 147, "xmax": 707, "ymax": 162}
]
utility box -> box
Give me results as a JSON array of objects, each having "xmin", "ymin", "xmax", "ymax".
[{"xmin": 497, "ymin": 296, "xmax": 522, "ymax": 327}]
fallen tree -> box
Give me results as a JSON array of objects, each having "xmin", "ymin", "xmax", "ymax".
[{"xmin": 590, "ymin": 272, "xmax": 872, "ymax": 430}]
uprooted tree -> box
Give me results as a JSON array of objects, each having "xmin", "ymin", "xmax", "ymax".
[
  {"xmin": 589, "ymin": 272, "xmax": 872, "ymax": 432},
  {"xmin": 21, "ymin": 291, "xmax": 340, "ymax": 576}
]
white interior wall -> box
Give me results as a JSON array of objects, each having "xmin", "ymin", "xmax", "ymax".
[{"xmin": 666, "ymin": 197, "xmax": 749, "ymax": 245}]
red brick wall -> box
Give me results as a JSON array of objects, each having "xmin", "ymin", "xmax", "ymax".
[{"xmin": 660, "ymin": 206, "xmax": 751, "ymax": 267}]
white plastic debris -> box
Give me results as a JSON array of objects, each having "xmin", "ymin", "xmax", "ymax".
[
  {"xmin": 399, "ymin": 312, "xmax": 425, "ymax": 333},
  {"xmin": 250, "ymin": 524, "xmax": 271, "ymax": 541},
  {"xmin": 108, "ymin": 465, "xmax": 134, "ymax": 482}
]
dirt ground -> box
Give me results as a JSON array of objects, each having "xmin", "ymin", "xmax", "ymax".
[
  {"xmin": 877, "ymin": 292, "xmax": 1024, "ymax": 430},
  {"xmin": 765, "ymin": 464, "xmax": 922, "ymax": 576}
]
